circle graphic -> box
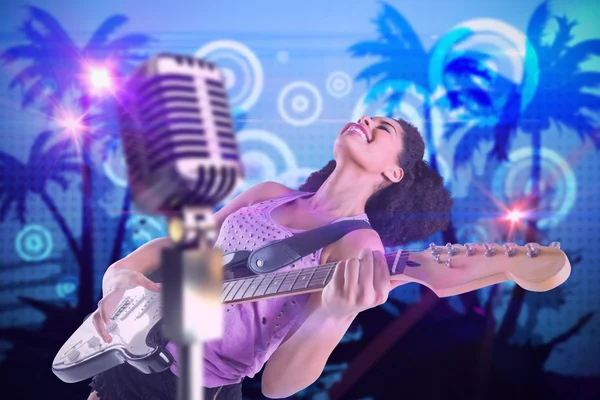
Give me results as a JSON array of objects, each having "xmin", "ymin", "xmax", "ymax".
[
  {"xmin": 242, "ymin": 151, "xmax": 278, "ymax": 185},
  {"xmin": 457, "ymin": 221, "xmax": 503, "ymax": 245},
  {"xmin": 492, "ymin": 147, "xmax": 576, "ymax": 229},
  {"xmin": 195, "ymin": 40, "xmax": 264, "ymax": 113},
  {"xmin": 219, "ymin": 129, "xmax": 298, "ymax": 206},
  {"xmin": 278, "ymin": 81, "xmax": 323, "ymax": 126},
  {"xmin": 457, "ymin": 224, "xmax": 490, "ymax": 244},
  {"xmin": 275, "ymin": 168, "xmax": 316, "ymax": 190},
  {"xmin": 326, "ymin": 71, "xmax": 353, "ymax": 98},
  {"xmin": 429, "ymin": 18, "xmax": 539, "ymax": 112},
  {"xmin": 102, "ymin": 141, "xmax": 128, "ymax": 187},
  {"xmin": 56, "ymin": 274, "xmax": 78, "ymax": 300},
  {"xmin": 15, "ymin": 224, "xmax": 53, "ymax": 262}
]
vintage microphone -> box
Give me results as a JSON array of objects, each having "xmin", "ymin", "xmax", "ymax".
[{"xmin": 116, "ymin": 53, "xmax": 244, "ymax": 400}]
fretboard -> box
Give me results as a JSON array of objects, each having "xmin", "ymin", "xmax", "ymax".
[
  {"xmin": 220, "ymin": 249, "xmax": 412, "ymax": 304},
  {"xmin": 221, "ymin": 262, "xmax": 339, "ymax": 304}
]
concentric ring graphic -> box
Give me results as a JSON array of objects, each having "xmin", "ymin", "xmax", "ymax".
[
  {"xmin": 326, "ymin": 71, "xmax": 353, "ymax": 98},
  {"xmin": 195, "ymin": 40, "xmax": 264, "ymax": 113},
  {"xmin": 492, "ymin": 147, "xmax": 577, "ymax": 229},
  {"xmin": 278, "ymin": 81, "xmax": 323, "ymax": 126},
  {"xmin": 15, "ymin": 224, "xmax": 53, "ymax": 262},
  {"xmin": 429, "ymin": 18, "xmax": 539, "ymax": 112},
  {"xmin": 102, "ymin": 141, "xmax": 128, "ymax": 187}
]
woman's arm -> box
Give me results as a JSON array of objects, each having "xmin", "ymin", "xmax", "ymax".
[
  {"xmin": 261, "ymin": 229, "xmax": 388, "ymax": 399},
  {"xmin": 102, "ymin": 181, "xmax": 293, "ymax": 292}
]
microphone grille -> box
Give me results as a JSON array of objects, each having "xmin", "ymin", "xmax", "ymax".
[{"xmin": 118, "ymin": 53, "xmax": 244, "ymax": 213}]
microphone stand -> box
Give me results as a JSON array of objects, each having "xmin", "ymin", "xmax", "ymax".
[{"xmin": 161, "ymin": 206, "xmax": 223, "ymax": 400}]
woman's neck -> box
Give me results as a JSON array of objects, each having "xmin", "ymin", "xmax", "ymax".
[{"xmin": 301, "ymin": 163, "xmax": 377, "ymax": 220}]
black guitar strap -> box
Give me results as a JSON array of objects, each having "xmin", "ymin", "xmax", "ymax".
[
  {"xmin": 246, "ymin": 219, "xmax": 372, "ymax": 274},
  {"xmin": 150, "ymin": 219, "xmax": 373, "ymax": 282}
]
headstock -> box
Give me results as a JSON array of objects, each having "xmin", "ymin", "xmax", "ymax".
[{"xmin": 387, "ymin": 242, "xmax": 571, "ymax": 297}]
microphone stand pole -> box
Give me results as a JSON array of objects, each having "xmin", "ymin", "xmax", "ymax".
[{"xmin": 161, "ymin": 206, "xmax": 223, "ymax": 400}]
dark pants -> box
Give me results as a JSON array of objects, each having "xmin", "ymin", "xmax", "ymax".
[{"xmin": 89, "ymin": 362, "xmax": 243, "ymax": 400}]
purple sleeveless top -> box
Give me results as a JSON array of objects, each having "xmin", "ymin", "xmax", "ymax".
[{"xmin": 165, "ymin": 191, "xmax": 370, "ymax": 387}]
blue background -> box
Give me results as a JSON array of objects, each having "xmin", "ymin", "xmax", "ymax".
[{"xmin": 0, "ymin": 0, "xmax": 599, "ymax": 398}]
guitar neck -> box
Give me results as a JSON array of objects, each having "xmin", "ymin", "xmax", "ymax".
[
  {"xmin": 221, "ymin": 262, "xmax": 339, "ymax": 304},
  {"xmin": 220, "ymin": 242, "xmax": 571, "ymax": 303},
  {"xmin": 220, "ymin": 251, "xmax": 412, "ymax": 304}
]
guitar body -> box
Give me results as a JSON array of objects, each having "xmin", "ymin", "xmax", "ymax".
[
  {"xmin": 52, "ymin": 250, "xmax": 255, "ymax": 383},
  {"xmin": 52, "ymin": 286, "xmax": 171, "ymax": 383}
]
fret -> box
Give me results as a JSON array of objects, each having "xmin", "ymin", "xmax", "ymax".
[
  {"xmin": 222, "ymin": 280, "xmax": 239, "ymax": 300},
  {"xmin": 265, "ymin": 272, "xmax": 286, "ymax": 295},
  {"xmin": 253, "ymin": 274, "xmax": 275, "ymax": 297},
  {"xmin": 222, "ymin": 280, "xmax": 233, "ymax": 294},
  {"xmin": 233, "ymin": 278, "xmax": 255, "ymax": 301},
  {"xmin": 291, "ymin": 268, "xmax": 316, "ymax": 291},
  {"xmin": 224, "ymin": 279, "xmax": 245, "ymax": 302},
  {"xmin": 278, "ymin": 271, "xmax": 301, "ymax": 293},
  {"xmin": 322, "ymin": 265, "xmax": 335, "ymax": 286},
  {"xmin": 308, "ymin": 267, "xmax": 331, "ymax": 289},
  {"xmin": 241, "ymin": 276, "xmax": 264, "ymax": 300}
]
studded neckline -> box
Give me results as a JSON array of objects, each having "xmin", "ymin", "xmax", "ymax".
[{"xmin": 265, "ymin": 191, "xmax": 369, "ymax": 233}]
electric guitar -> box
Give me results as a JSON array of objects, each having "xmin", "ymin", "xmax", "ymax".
[{"xmin": 52, "ymin": 241, "xmax": 570, "ymax": 383}]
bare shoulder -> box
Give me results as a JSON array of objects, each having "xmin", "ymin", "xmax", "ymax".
[
  {"xmin": 324, "ymin": 227, "xmax": 385, "ymax": 264},
  {"xmin": 247, "ymin": 181, "xmax": 296, "ymax": 205},
  {"xmin": 213, "ymin": 181, "xmax": 294, "ymax": 231}
]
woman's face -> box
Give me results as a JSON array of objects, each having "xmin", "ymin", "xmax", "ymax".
[{"xmin": 334, "ymin": 116, "xmax": 404, "ymax": 183}]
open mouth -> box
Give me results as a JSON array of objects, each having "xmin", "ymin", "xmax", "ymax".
[{"xmin": 341, "ymin": 123, "xmax": 370, "ymax": 143}]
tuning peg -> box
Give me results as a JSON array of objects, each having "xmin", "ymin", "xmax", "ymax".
[
  {"xmin": 483, "ymin": 243, "xmax": 496, "ymax": 257},
  {"xmin": 549, "ymin": 241, "xmax": 561, "ymax": 249},
  {"xmin": 526, "ymin": 242, "xmax": 540, "ymax": 258},
  {"xmin": 464, "ymin": 243, "xmax": 476, "ymax": 256},
  {"xmin": 503, "ymin": 242, "xmax": 517, "ymax": 257},
  {"xmin": 446, "ymin": 242, "xmax": 459, "ymax": 256}
]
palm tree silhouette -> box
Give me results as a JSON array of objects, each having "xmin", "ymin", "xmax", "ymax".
[
  {"xmin": 492, "ymin": 0, "xmax": 600, "ymax": 352},
  {"xmin": 1, "ymin": 5, "xmax": 154, "ymax": 312},
  {"xmin": 0, "ymin": 130, "xmax": 80, "ymax": 264},
  {"xmin": 348, "ymin": 2, "xmax": 434, "ymax": 163},
  {"xmin": 330, "ymin": 4, "xmax": 471, "ymax": 398},
  {"xmin": 433, "ymin": 3, "xmax": 600, "ymax": 395},
  {"xmin": 347, "ymin": 2, "xmax": 463, "ymax": 264}
]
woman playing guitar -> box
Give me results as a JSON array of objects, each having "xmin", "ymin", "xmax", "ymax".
[{"xmin": 87, "ymin": 116, "xmax": 453, "ymax": 399}]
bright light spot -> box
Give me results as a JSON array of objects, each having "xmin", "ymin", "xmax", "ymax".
[
  {"xmin": 506, "ymin": 209, "xmax": 524, "ymax": 222},
  {"xmin": 88, "ymin": 67, "xmax": 113, "ymax": 92},
  {"xmin": 58, "ymin": 115, "xmax": 84, "ymax": 133}
]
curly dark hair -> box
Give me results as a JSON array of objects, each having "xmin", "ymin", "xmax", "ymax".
[{"xmin": 299, "ymin": 118, "xmax": 453, "ymax": 247}]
